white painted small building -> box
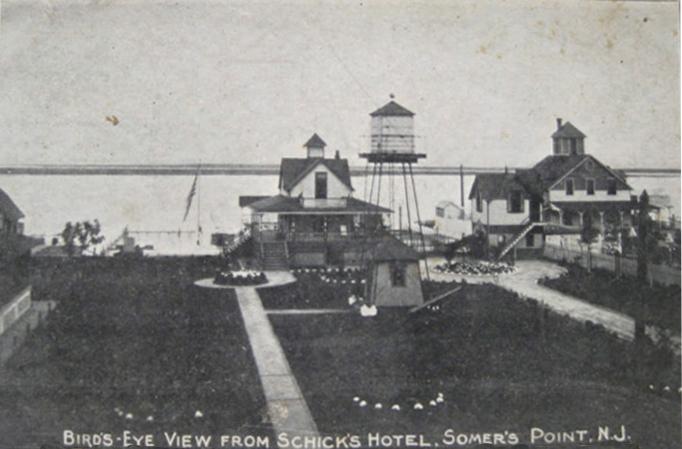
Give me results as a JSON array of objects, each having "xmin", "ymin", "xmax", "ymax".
[{"xmin": 433, "ymin": 201, "xmax": 471, "ymax": 239}]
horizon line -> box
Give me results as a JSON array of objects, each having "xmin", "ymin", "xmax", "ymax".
[{"xmin": 0, "ymin": 163, "xmax": 678, "ymax": 177}]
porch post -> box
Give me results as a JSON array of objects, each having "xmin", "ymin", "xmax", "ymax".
[
  {"xmin": 619, "ymin": 210, "xmax": 625, "ymax": 227},
  {"xmin": 599, "ymin": 211, "xmax": 605, "ymax": 233},
  {"xmin": 578, "ymin": 211, "xmax": 584, "ymax": 227},
  {"xmin": 558, "ymin": 210, "xmax": 564, "ymax": 226}
]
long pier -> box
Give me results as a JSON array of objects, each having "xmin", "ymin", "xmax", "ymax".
[{"xmin": 0, "ymin": 164, "xmax": 677, "ymax": 177}]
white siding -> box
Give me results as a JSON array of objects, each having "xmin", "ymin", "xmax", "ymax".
[
  {"xmin": 288, "ymin": 164, "xmax": 352, "ymax": 199},
  {"xmin": 470, "ymin": 199, "xmax": 529, "ymax": 226},
  {"xmin": 370, "ymin": 116, "xmax": 415, "ymax": 153}
]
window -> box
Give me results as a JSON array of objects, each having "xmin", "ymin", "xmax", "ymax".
[
  {"xmin": 565, "ymin": 178, "xmax": 574, "ymax": 196},
  {"xmin": 525, "ymin": 232, "xmax": 534, "ymax": 247},
  {"xmin": 586, "ymin": 179, "xmax": 595, "ymax": 195},
  {"xmin": 508, "ymin": 191, "xmax": 524, "ymax": 213},
  {"xmin": 315, "ymin": 172, "xmax": 327, "ymax": 199},
  {"xmin": 436, "ymin": 207, "xmax": 445, "ymax": 218},
  {"xmin": 607, "ymin": 178, "xmax": 617, "ymax": 195},
  {"xmin": 390, "ymin": 261, "xmax": 406, "ymax": 287},
  {"xmin": 570, "ymin": 138, "xmax": 577, "ymax": 154},
  {"xmin": 476, "ymin": 192, "xmax": 482, "ymax": 213}
]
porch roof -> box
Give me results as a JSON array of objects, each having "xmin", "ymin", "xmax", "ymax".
[{"xmin": 247, "ymin": 195, "xmax": 392, "ymax": 214}]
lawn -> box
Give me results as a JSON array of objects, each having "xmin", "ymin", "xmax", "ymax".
[
  {"xmin": 539, "ymin": 263, "xmax": 681, "ymax": 334},
  {"xmin": 259, "ymin": 269, "xmax": 363, "ymax": 309},
  {"xmin": 0, "ymin": 257, "xmax": 270, "ymax": 449},
  {"xmin": 269, "ymin": 280, "xmax": 681, "ymax": 449}
]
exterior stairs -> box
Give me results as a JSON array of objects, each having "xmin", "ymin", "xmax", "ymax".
[
  {"xmin": 497, "ymin": 221, "xmax": 539, "ymax": 261},
  {"xmin": 260, "ymin": 241, "xmax": 289, "ymax": 271},
  {"xmin": 223, "ymin": 227, "xmax": 251, "ymax": 257}
]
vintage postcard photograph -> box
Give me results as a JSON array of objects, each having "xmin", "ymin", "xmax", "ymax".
[{"xmin": 0, "ymin": 1, "xmax": 679, "ymax": 448}]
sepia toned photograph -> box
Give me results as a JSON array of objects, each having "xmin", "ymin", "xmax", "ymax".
[{"xmin": 0, "ymin": 1, "xmax": 679, "ymax": 448}]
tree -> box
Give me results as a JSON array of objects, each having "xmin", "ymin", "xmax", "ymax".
[
  {"xmin": 61, "ymin": 220, "xmax": 105, "ymax": 256},
  {"xmin": 580, "ymin": 210, "xmax": 600, "ymax": 273}
]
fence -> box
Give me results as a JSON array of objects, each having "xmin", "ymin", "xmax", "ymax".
[
  {"xmin": 543, "ymin": 244, "xmax": 680, "ymax": 286},
  {"xmin": 0, "ymin": 286, "xmax": 31, "ymax": 336}
]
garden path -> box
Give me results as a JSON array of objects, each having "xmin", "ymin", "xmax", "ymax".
[
  {"xmin": 0, "ymin": 301, "xmax": 55, "ymax": 366},
  {"xmin": 424, "ymin": 259, "xmax": 679, "ymax": 348},
  {"xmin": 234, "ymin": 285, "xmax": 319, "ymax": 438}
]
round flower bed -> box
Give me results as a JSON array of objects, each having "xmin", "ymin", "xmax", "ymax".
[
  {"xmin": 214, "ymin": 270, "xmax": 268, "ymax": 286},
  {"xmin": 433, "ymin": 261, "xmax": 516, "ymax": 276}
]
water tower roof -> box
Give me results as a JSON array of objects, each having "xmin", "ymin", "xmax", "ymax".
[
  {"xmin": 370, "ymin": 101, "xmax": 415, "ymax": 117},
  {"xmin": 303, "ymin": 133, "xmax": 327, "ymax": 148}
]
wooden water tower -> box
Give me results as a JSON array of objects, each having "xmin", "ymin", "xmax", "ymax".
[{"xmin": 359, "ymin": 97, "xmax": 430, "ymax": 284}]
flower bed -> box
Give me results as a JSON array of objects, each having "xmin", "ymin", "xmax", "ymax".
[
  {"xmin": 433, "ymin": 260, "xmax": 516, "ymax": 276},
  {"xmin": 214, "ymin": 270, "xmax": 267, "ymax": 286},
  {"xmin": 292, "ymin": 266, "xmax": 366, "ymax": 285}
]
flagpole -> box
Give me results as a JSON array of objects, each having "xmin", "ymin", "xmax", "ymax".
[{"xmin": 197, "ymin": 162, "xmax": 201, "ymax": 246}]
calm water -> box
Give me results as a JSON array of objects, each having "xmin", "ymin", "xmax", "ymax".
[{"xmin": 0, "ymin": 174, "xmax": 678, "ymax": 252}]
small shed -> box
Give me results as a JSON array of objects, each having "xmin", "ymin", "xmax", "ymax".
[{"xmin": 365, "ymin": 236, "xmax": 424, "ymax": 307}]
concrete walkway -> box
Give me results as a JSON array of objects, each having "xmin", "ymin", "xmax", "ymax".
[
  {"xmin": 0, "ymin": 301, "xmax": 55, "ymax": 366},
  {"xmin": 425, "ymin": 259, "xmax": 676, "ymax": 345},
  {"xmin": 235, "ymin": 286, "xmax": 319, "ymax": 438}
]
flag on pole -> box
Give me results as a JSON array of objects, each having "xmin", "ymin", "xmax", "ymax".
[{"xmin": 183, "ymin": 173, "xmax": 198, "ymax": 222}]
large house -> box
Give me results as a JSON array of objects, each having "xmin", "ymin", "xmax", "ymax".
[
  {"xmin": 469, "ymin": 119, "xmax": 635, "ymax": 259},
  {"xmin": 240, "ymin": 133, "xmax": 390, "ymax": 269}
]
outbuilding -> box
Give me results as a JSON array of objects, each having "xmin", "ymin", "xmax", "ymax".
[{"xmin": 365, "ymin": 236, "xmax": 424, "ymax": 307}]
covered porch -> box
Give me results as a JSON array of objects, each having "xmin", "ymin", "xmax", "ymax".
[{"xmin": 251, "ymin": 212, "xmax": 386, "ymax": 243}]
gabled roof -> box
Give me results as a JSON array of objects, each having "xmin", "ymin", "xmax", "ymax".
[
  {"xmin": 533, "ymin": 154, "xmax": 631, "ymax": 190},
  {"xmin": 304, "ymin": 133, "xmax": 326, "ymax": 149},
  {"xmin": 369, "ymin": 235, "xmax": 418, "ymax": 262},
  {"xmin": 532, "ymin": 154, "xmax": 587, "ymax": 187},
  {"xmin": 0, "ymin": 188, "xmax": 24, "ymax": 221},
  {"xmin": 370, "ymin": 101, "xmax": 414, "ymax": 117},
  {"xmin": 468, "ymin": 173, "xmax": 527, "ymax": 201},
  {"xmin": 279, "ymin": 158, "xmax": 352, "ymax": 193},
  {"xmin": 552, "ymin": 121, "xmax": 586, "ymax": 138},
  {"xmin": 435, "ymin": 200, "xmax": 461, "ymax": 209}
]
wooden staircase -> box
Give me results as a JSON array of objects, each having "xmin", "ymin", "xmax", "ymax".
[
  {"xmin": 260, "ymin": 241, "xmax": 289, "ymax": 271},
  {"xmin": 496, "ymin": 221, "xmax": 539, "ymax": 261}
]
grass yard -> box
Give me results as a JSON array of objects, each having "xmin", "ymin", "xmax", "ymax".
[
  {"xmin": 539, "ymin": 263, "xmax": 681, "ymax": 334},
  {"xmin": 0, "ymin": 257, "xmax": 269, "ymax": 449},
  {"xmin": 259, "ymin": 270, "xmax": 362, "ymax": 309},
  {"xmin": 270, "ymin": 280, "xmax": 681, "ymax": 449}
]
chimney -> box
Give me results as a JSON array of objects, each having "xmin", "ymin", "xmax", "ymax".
[
  {"xmin": 335, "ymin": 150, "xmax": 340, "ymax": 160},
  {"xmin": 556, "ymin": 118, "xmax": 563, "ymax": 130}
]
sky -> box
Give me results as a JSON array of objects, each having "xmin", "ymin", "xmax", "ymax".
[{"xmin": 0, "ymin": 0, "xmax": 679, "ymax": 169}]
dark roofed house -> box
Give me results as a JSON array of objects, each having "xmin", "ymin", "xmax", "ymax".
[
  {"xmin": 0, "ymin": 188, "xmax": 25, "ymax": 240},
  {"xmin": 239, "ymin": 132, "xmax": 391, "ymax": 269},
  {"xmin": 469, "ymin": 119, "xmax": 635, "ymax": 260}
]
